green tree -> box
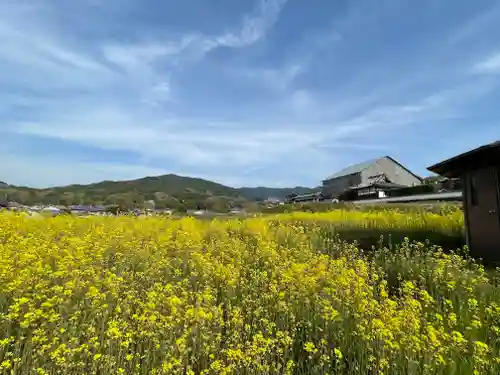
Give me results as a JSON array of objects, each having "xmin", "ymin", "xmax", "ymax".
[{"xmin": 60, "ymin": 192, "xmax": 75, "ymax": 206}]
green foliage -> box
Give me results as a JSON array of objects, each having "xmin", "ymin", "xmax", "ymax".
[
  {"xmin": 105, "ymin": 205, "xmax": 128, "ymax": 215},
  {"xmin": 0, "ymin": 175, "xmax": 318, "ymax": 212},
  {"xmin": 238, "ymin": 186, "xmax": 319, "ymax": 201},
  {"xmin": 389, "ymin": 183, "xmax": 437, "ymax": 197}
]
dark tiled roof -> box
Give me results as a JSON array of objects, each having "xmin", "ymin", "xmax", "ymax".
[
  {"xmin": 348, "ymin": 181, "xmax": 406, "ymax": 190},
  {"xmin": 323, "ymin": 157, "xmax": 384, "ymax": 181},
  {"xmin": 70, "ymin": 205, "xmax": 106, "ymax": 212}
]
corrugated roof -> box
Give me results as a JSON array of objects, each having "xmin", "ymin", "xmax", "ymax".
[{"xmin": 323, "ymin": 157, "xmax": 385, "ymax": 181}]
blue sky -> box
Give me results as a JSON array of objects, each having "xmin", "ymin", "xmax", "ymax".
[{"xmin": 1, "ymin": 0, "xmax": 500, "ymax": 188}]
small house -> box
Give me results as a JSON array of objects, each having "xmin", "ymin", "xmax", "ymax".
[
  {"xmin": 264, "ymin": 197, "xmax": 281, "ymax": 205},
  {"xmin": 427, "ymin": 140, "xmax": 500, "ymax": 264},
  {"xmin": 289, "ymin": 192, "xmax": 322, "ymax": 203},
  {"xmin": 41, "ymin": 206, "xmax": 62, "ymax": 216}
]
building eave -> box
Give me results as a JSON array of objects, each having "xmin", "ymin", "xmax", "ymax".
[{"xmin": 428, "ymin": 140, "xmax": 500, "ymax": 178}]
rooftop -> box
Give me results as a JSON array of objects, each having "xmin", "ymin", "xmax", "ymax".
[
  {"xmin": 428, "ymin": 140, "xmax": 500, "ymax": 178},
  {"xmin": 323, "ymin": 157, "xmax": 385, "ymax": 181},
  {"xmin": 324, "ymin": 156, "xmax": 422, "ymax": 182},
  {"xmin": 348, "ymin": 181, "xmax": 406, "ymax": 190}
]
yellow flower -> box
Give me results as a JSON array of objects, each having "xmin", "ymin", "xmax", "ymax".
[
  {"xmin": 304, "ymin": 342, "xmax": 317, "ymax": 353},
  {"xmin": 0, "ymin": 209, "xmax": 491, "ymax": 374}
]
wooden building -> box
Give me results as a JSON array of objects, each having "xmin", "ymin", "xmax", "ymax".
[
  {"xmin": 427, "ymin": 141, "xmax": 500, "ymax": 264},
  {"xmin": 285, "ymin": 192, "xmax": 322, "ymax": 203},
  {"xmin": 322, "ymin": 156, "xmax": 422, "ymax": 199},
  {"xmin": 346, "ymin": 181, "xmax": 407, "ymax": 200}
]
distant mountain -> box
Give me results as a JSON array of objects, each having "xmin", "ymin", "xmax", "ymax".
[
  {"xmin": 0, "ymin": 174, "xmax": 316, "ymax": 209},
  {"xmin": 61, "ymin": 174, "xmax": 242, "ymax": 198}
]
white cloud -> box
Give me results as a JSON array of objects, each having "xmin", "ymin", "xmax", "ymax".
[
  {"xmin": 0, "ymin": 0, "xmax": 293, "ymax": 168},
  {"xmin": 448, "ymin": 4, "xmax": 500, "ymax": 46},
  {"xmin": 0, "ymin": 153, "xmax": 168, "ymax": 188},
  {"xmin": 12, "ymin": 72, "xmax": 493, "ymax": 175},
  {"xmin": 215, "ymin": 0, "xmax": 288, "ymax": 47},
  {"xmin": 474, "ymin": 52, "xmax": 500, "ymax": 73},
  {"xmin": 0, "ymin": 23, "xmax": 111, "ymax": 90},
  {"xmin": 235, "ymin": 63, "xmax": 304, "ymax": 92},
  {"xmin": 142, "ymin": 79, "xmax": 172, "ymax": 107},
  {"xmin": 290, "ymin": 89, "xmax": 314, "ymax": 113},
  {"xmin": 13, "ymin": 113, "xmax": 320, "ymax": 168},
  {"xmin": 0, "ymin": 0, "xmax": 288, "ymax": 91},
  {"xmin": 101, "ymin": 0, "xmax": 289, "ymax": 68},
  {"xmin": 0, "ymin": 150, "xmax": 311, "ymax": 188},
  {"xmin": 2, "ymin": 0, "xmax": 500, "ymax": 188}
]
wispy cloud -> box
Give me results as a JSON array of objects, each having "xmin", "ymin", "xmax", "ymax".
[
  {"xmin": 102, "ymin": 0, "xmax": 289, "ymax": 67},
  {"xmin": 474, "ymin": 52, "xmax": 500, "ymax": 73},
  {"xmin": 448, "ymin": 3, "xmax": 500, "ymax": 46},
  {"xmin": 234, "ymin": 63, "xmax": 304, "ymax": 93},
  {"xmin": 215, "ymin": 0, "xmax": 288, "ymax": 48},
  {"xmin": 0, "ymin": 1, "xmax": 291, "ymax": 149},
  {"xmin": 0, "ymin": 153, "xmax": 168, "ymax": 188}
]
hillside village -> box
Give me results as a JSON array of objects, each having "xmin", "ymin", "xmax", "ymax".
[{"xmin": 1, "ymin": 154, "xmax": 463, "ymax": 216}]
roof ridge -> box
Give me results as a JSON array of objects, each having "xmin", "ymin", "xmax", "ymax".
[
  {"xmin": 340, "ymin": 156, "xmax": 385, "ymax": 171},
  {"xmin": 323, "ymin": 156, "xmax": 387, "ymax": 181}
]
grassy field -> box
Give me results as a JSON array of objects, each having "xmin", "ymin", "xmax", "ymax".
[{"xmin": 1, "ymin": 210, "xmax": 499, "ymax": 374}]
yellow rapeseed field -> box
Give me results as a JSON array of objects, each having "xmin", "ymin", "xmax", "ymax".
[{"xmin": 0, "ymin": 210, "xmax": 499, "ymax": 375}]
